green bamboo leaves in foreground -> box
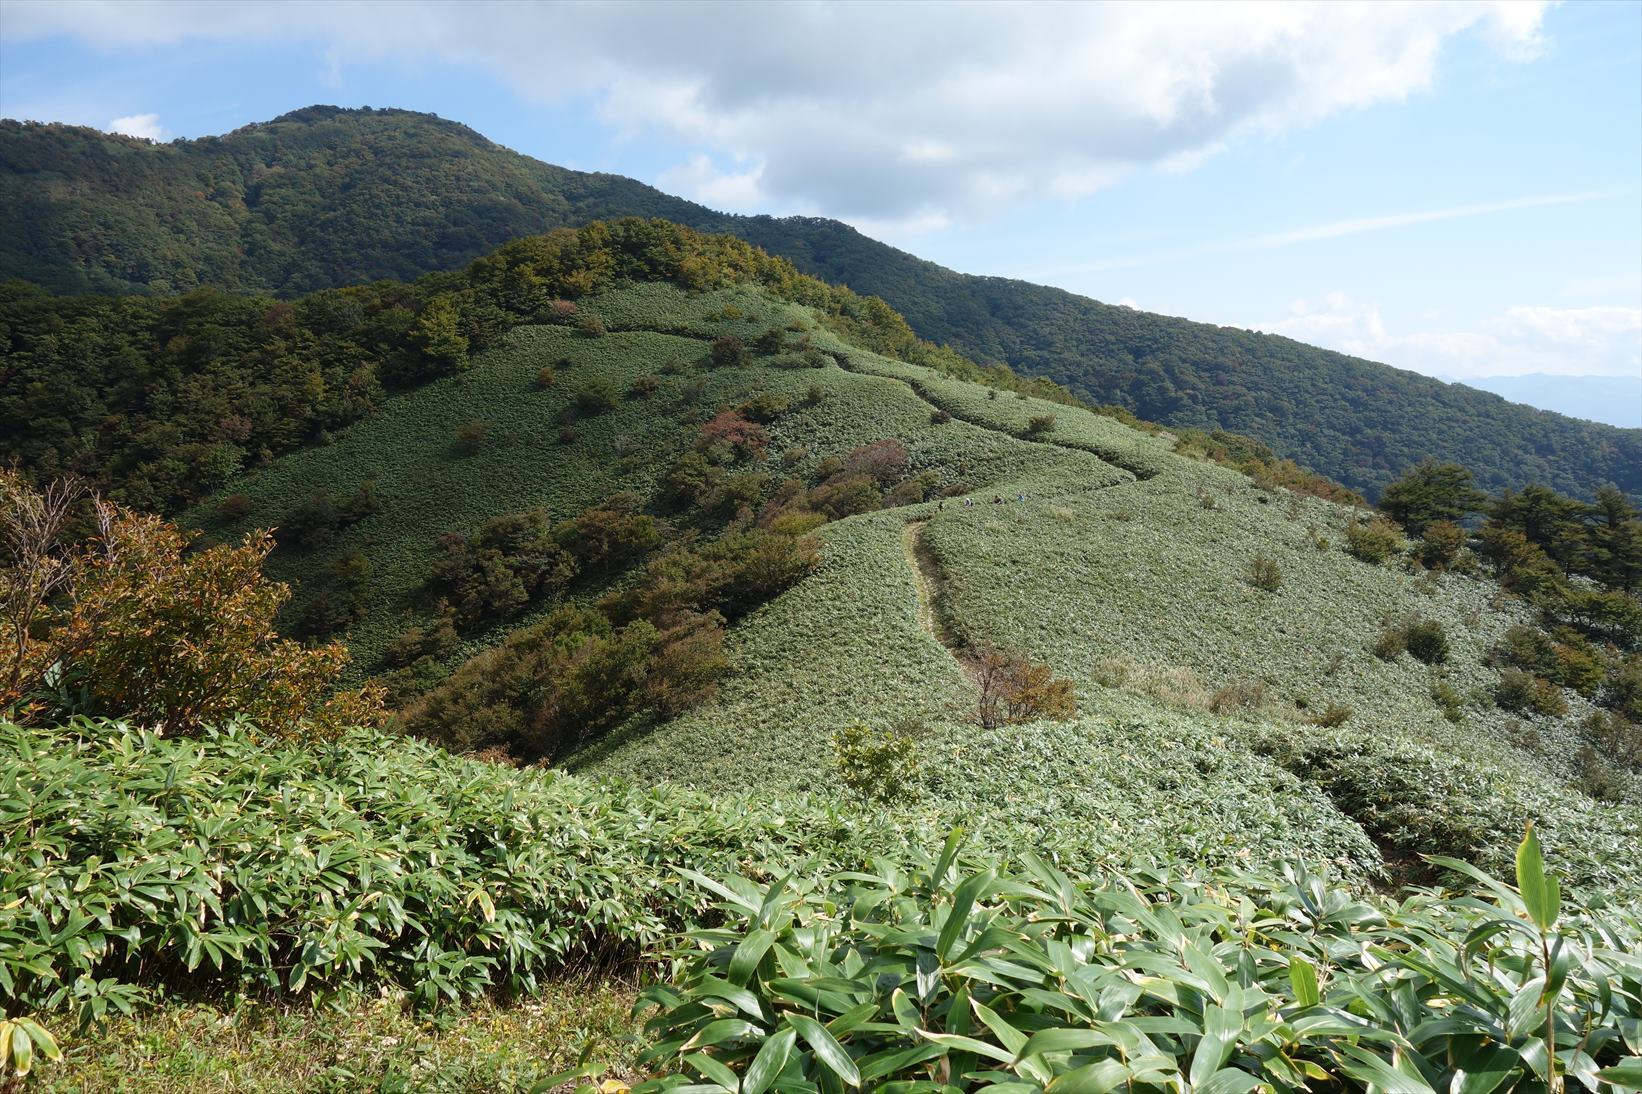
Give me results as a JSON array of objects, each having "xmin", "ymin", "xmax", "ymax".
[
  {"xmin": 5, "ymin": 720, "xmax": 1642, "ymax": 1090},
  {"xmin": 634, "ymin": 827, "xmax": 1642, "ymax": 1092}
]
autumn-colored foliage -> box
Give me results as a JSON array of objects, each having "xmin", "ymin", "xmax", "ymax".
[
  {"xmin": 1, "ymin": 476, "xmax": 384, "ymax": 737},
  {"xmin": 968, "ymin": 647, "xmax": 1078, "ymax": 730},
  {"xmin": 696, "ymin": 409, "xmax": 770, "ymax": 462}
]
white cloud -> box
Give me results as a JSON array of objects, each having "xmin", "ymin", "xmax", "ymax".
[
  {"xmin": 1025, "ymin": 189, "xmax": 1611, "ymax": 277},
  {"xmin": 657, "ymin": 154, "xmax": 767, "ymax": 213},
  {"xmin": 1242, "ymin": 191, "xmax": 1610, "ymax": 248},
  {"xmin": 107, "ymin": 112, "xmax": 164, "ymax": 140},
  {"xmin": 1254, "ymin": 293, "xmax": 1642, "ymax": 380},
  {"xmin": 1, "ymin": 0, "xmax": 1554, "ymax": 220}
]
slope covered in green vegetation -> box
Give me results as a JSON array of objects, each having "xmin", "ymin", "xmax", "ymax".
[
  {"xmin": 8, "ymin": 719, "xmax": 1642, "ymax": 1092},
  {"xmin": 166, "ymin": 264, "xmax": 1640, "ymax": 893},
  {"xmin": 6, "ymin": 218, "xmax": 1642, "ymax": 1091},
  {"xmin": 3, "ymin": 106, "xmax": 1636, "ymax": 500}
]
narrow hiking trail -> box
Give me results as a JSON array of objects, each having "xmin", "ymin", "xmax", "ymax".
[
  {"xmin": 902, "ymin": 519, "xmax": 969, "ymax": 675},
  {"xmin": 822, "ymin": 351, "xmax": 1161, "ymax": 483},
  {"xmin": 605, "ymin": 313, "xmax": 1163, "ymax": 486}
]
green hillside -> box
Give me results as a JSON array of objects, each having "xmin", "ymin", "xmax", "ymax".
[
  {"xmin": 8, "ymin": 222, "xmax": 1642, "ymax": 1091},
  {"xmin": 183, "ymin": 272, "xmax": 1640, "ymax": 893},
  {"xmin": 3, "ymin": 106, "xmax": 1637, "ymax": 500}
]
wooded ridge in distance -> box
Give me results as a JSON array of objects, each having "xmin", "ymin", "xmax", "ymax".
[{"xmin": 3, "ymin": 105, "xmax": 1636, "ymax": 502}]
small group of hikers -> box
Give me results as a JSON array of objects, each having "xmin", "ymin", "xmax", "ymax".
[{"xmin": 939, "ymin": 492, "xmax": 1026, "ymax": 510}]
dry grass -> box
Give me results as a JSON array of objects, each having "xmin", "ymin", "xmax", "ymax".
[{"xmin": 38, "ymin": 980, "xmax": 640, "ymax": 1093}]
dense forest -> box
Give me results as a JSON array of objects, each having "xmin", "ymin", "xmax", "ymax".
[{"xmin": 3, "ymin": 106, "xmax": 1636, "ymax": 501}]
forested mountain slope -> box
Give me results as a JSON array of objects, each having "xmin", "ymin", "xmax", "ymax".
[{"xmin": 2, "ymin": 105, "xmax": 1636, "ymax": 500}]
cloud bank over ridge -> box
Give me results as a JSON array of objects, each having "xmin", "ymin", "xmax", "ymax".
[{"xmin": 3, "ymin": 0, "xmax": 1552, "ymax": 223}]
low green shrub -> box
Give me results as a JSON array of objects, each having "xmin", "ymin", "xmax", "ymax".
[
  {"xmin": 1247, "ymin": 723, "xmax": 1640, "ymax": 889},
  {"xmin": 291, "ymin": 549, "xmax": 373, "ymax": 638},
  {"xmin": 576, "ymin": 379, "xmax": 618, "ymax": 414},
  {"xmin": 421, "ymin": 508, "xmax": 577, "ymax": 627},
  {"xmin": 1207, "ymin": 679, "xmax": 1268, "ymax": 715},
  {"xmin": 1402, "ymin": 618, "xmax": 1450, "ymax": 664},
  {"xmin": 1344, "ymin": 513, "xmax": 1402, "ymax": 565},
  {"xmin": 403, "ymin": 605, "xmax": 719, "ymax": 760},
  {"xmin": 552, "ymin": 501, "xmax": 662, "ymax": 571},
  {"xmin": 832, "ymin": 720, "xmax": 921, "ymax": 804},
  {"xmin": 215, "ymin": 493, "xmax": 253, "ymax": 522},
  {"xmin": 709, "ymin": 334, "xmax": 747, "ymax": 367},
  {"xmin": 737, "ymin": 392, "xmax": 791, "ymax": 423},
  {"xmin": 1370, "ymin": 624, "xmax": 1406, "ymax": 661},
  {"xmin": 1247, "ymin": 555, "xmax": 1282, "ymax": 592},
  {"xmin": 0, "ymin": 719, "xmax": 903, "ymax": 1026},
  {"xmin": 274, "ymin": 484, "xmax": 380, "ymax": 550},
  {"xmin": 1305, "ymin": 701, "xmax": 1352, "ymax": 727},
  {"xmin": 1415, "ymin": 519, "xmax": 1468, "ymax": 569},
  {"xmin": 453, "ymin": 419, "xmax": 490, "ymax": 454},
  {"xmin": 1497, "ymin": 668, "xmax": 1569, "ymax": 717},
  {"xmin": 636, "ymin": 828, "xmax": 1642, "ymax": 1092},
  {"xmin": 1584, "ymin": 709, "xmax": 1641, "ymax": 772},
  {"xmin": 1431, "ymin": 677, "xmax": 1465, "ymax": 723}
]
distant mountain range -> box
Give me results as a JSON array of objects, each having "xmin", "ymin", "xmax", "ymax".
[
  {"xmin": 1454, "ymin": 373, "xmax": 1642, "ymax": 429},
  {"xmin": 2, "ymin": 104, "xmax": 1636, "ymax": 499}
]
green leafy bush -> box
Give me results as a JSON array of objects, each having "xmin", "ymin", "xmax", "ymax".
[
  {"xmin": 807, "ymin": 473, "xmax": 880, "ymax": 519},
  {"xmin": 1247, "ymin": 555, "xmax": 1282, "ymax": 592},
  {"xmin": 0, "ymin": 718, "xmax": 902, "ymax": 1025},
  {"xmin": 274, "ymin": 484, "xmax": 380, "ymax": 550},
  {"xmin": 215, "ymin": 493, "xmax": 253, "ymax": 522},
  {"xmin": 421, "ymin": 508, "xmax": 577, "ymax": 627},
  {"xmin": 1402, "ymin": 618, "xmax": 1450, "ymax": 664},
  {"xmin": 291, "ymin": 548, "xmax": 373, "ymax": 638},
  {"xmin": 576, "ymin": 379, "xmax": 618, "ymax": 414},
  {"xmin": 636, "ymin": 828, "xmax": 1642, "ymax": 1092},
  {"xmin": 832, "ymin": 720, "xmax": 921, "ymax": 803},
  {"xmin": 1344, "ymin": 513, "xmax": 1402, "ymax": 565},
  {"xmin": 738, "ymin": 392, "xmax": 791, "ymax": 423},
  {"xmin": 1305, "ymin": 701, "xmax": 1351, "ymax": 727},
  {"xmin": 1583, "ymin": 709, "xmax": 1641, "ymax": 772},
  {"xmin": 710, "ymin": 334, "xmax": 747, "ymax": 367},
  {"xmin": 1416, "ymin": 519, "xmax": 1468, "ymax": 569},
  {"xmin": 552, "ymin": 501, "xmax": 662, "ymax": 571},
  {"xmin": 1497, "ymin": 668, "xmax": 1569, "ymax": 717},
  {"xmin": 1431, "ymin": 677, "xmax": 1465, "ymax": 723}
]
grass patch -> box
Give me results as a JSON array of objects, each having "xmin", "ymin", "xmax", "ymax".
[{"xmin": 39, "ymin": 982, "xmax": 638, "ymax": 1093}]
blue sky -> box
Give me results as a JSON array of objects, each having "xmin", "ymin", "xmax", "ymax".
[{"xmin": 2, "ymin": 0, "xmax": 1638, "ymax": 422}]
